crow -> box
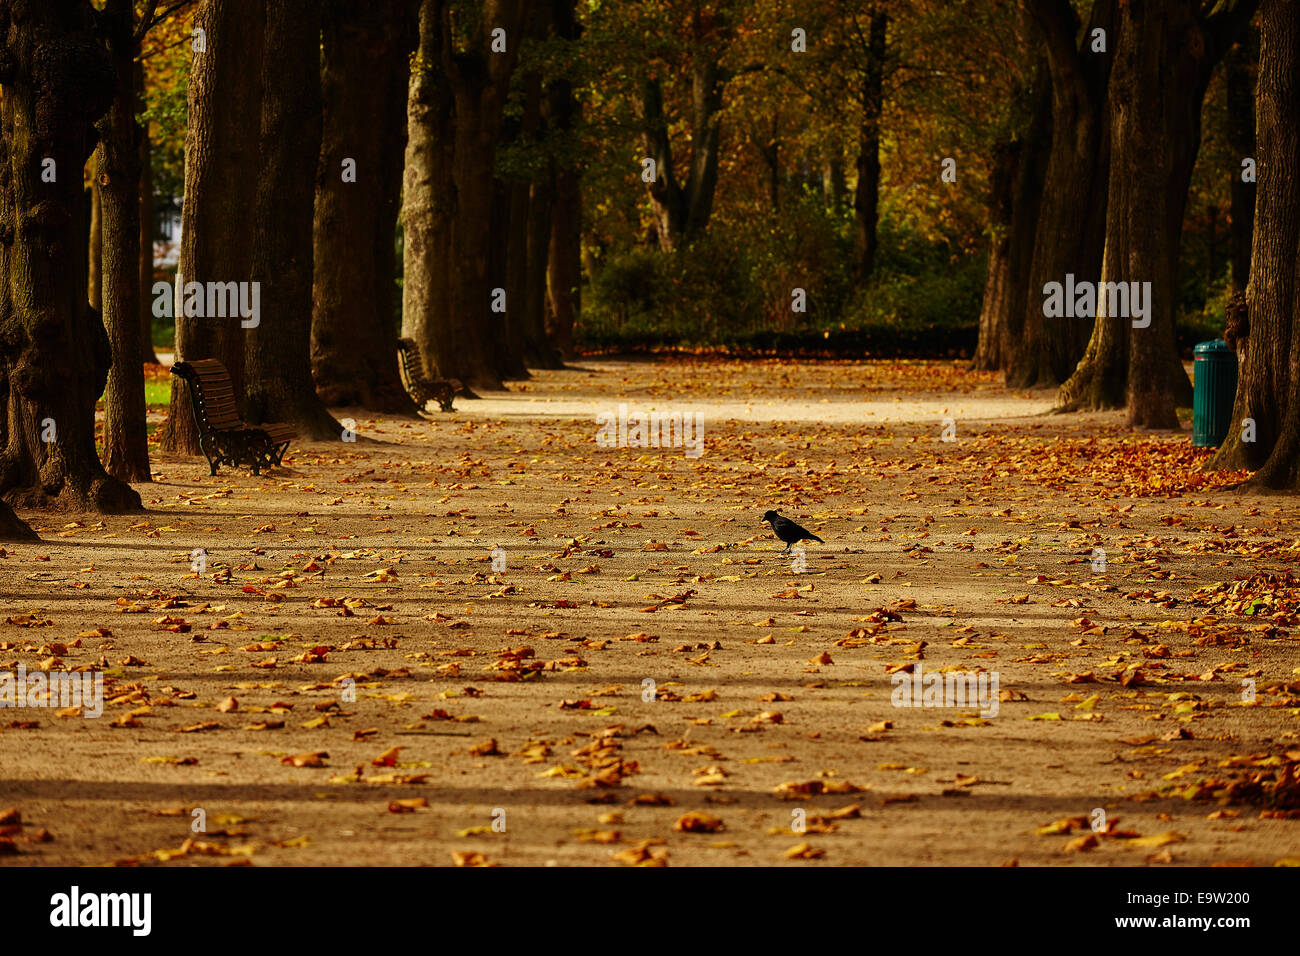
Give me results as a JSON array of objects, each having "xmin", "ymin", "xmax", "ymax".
[{"xmin": 762, "ymin": 510, "xmax": 823, "ymax": 552}]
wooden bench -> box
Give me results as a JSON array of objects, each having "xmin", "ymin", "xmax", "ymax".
[
  {"xmin": 169, "ymin": 359, "xmax": 297, "ymax": 476},
  {"xmin": 397, "ymin": 337, "xmax": 462, "ymax": 412}
]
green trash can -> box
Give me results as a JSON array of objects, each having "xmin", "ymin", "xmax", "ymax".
[{"xmin": 1192, "ymin": 339, "xmax": 1237, "ymax": 447}]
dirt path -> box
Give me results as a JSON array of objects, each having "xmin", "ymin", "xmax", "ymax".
[{"xmin": 2, "ymin": 358, "xmax": 1298, "ymax": 867}]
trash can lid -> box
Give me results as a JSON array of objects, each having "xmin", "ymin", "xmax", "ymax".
[{"xmin": 1194, "ymin": 339, "xmax": 1231, "ymax": 355}]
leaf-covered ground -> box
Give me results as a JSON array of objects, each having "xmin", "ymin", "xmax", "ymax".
[{"xmin": 3, "ymin": 358, "xmax": 1299, "ymax": 866}]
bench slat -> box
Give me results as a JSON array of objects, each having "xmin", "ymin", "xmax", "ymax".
[{"xmin": 170, "ymin": 359, "xmax": 297, "ymax": 475}]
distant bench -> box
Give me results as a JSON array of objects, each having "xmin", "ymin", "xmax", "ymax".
[
  {"xmin": 170, "ymin": 359, "xmax": 296, "ymax": 476},
  {"xmin": 397, "ymin": 337, "xmax": 468, "ymax": 413}
]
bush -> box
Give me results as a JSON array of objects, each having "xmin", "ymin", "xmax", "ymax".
[
  {"xmin": 578, "ymin": 201, "xmax": 983, "ymax": 356},
  {"xmin": 580, "ymin": 192, "xmax": 856, "ymax": 349}
]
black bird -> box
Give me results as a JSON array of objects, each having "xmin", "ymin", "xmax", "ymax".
[{"xmin": 762, "ymin": 510, "xmax": 823, "ymax": 552}]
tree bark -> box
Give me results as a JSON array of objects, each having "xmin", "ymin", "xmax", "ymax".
[
  {"xmin": 1007, "ymin": 0, "xmax": 1115, "ymax": 388},
  {"xmin": 401, "ymin": 0, "xmax": 453, "ymax": 392},
  {"xmin": 851, "ymin": 10, "xmax": 887, "ymax": 284},
  {"xmin": 0, "ymin": 0, "xmax": 141, "ymax": 514},
  {"xmin": 493, "ymin": 173, "xmax": 528, "ymax": 379},
  {"xmin": 244, "ymin": 0, "xmax": 340, "ymax": 439},
  {"xmin": 400, "ymin": 0, "xmax": 525, "ymax": 390},
  {"xmin": 822, "ymin": 155, "xmax": 845, "ymax": 210},
  {"xmin": 1226, "ymin": 29, "xmax": 1258, "ymax": 293},
  {"xmin": 524, "ymin": 172, "xmax": 559, "ymax": 367},
  {"xmin": 310, "ymin": 0, "xmax": 420, "ymax": 414},
  {"xmin": 88, "ymin": 157, "xmax": 102, "ymax": 310},
  {"xmin": 0, "ymin": 498, "xmax": 35, "ymax": 541},
  {"xmin": 495, "ymin": 57, "xmax": 538, "ymax": 381},
  {"xmin": 544, "ymin": 0, "xmax": 580, "ymax": 360},
  {"xmin": 498, "ymin": 20, "xmax": 561, "ymax": 374},
  {"xmin": 160, "ymin": 0, "xmax": 264, "ymax": 454},
  {"xmin": 1208, "ymin": 0, "xmax": 1299, "ymax": 483},
  {"xmin": 547, "ymin": 162, "xmax": 581, "ymax": 358},
  {"xmin": 755, "ymin": 116, "xmax": 779, "ymax": 212},
  {"xmin": 443, "ymin": 2, "xmax": 525, "ymax": 390},
  {"xmin": 137, "ymin": 57, "xmax": 159, "ymax": 366},
  {"xmin": 97, "ymin": 0, "xmax": 151, "ymax": 483},
  {"xmin": 640, "ymin": 7, "xmax": 730, "ymax": 252},
  {"xmin": 974, "ymin": 58, "xmax": 1051, "ymax": 373}
]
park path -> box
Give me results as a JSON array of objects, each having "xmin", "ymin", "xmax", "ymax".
[{"xmin": 3, "ymin": 358, "xmax": 1298, "ymax": 866}]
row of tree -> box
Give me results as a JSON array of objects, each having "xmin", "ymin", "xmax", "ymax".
[
  {"xmin": 970, "ymin": 0, "xmax": 1300, "ymax": 490},
  {"xmin": 162, "ymin": 0, "xmax": 587, "ymax": 451},
  {"xmin": 0, "ymin": 0, "xmax": 587, "ymax": 540}
]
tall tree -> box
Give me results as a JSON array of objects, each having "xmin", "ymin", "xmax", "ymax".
[
  {"xmin": 402, "ymin": 0, "xmax": 526, "ymax": 390},
  {"xmin": 850, "ymin": 5, "xmax": 887, "ymax": 284},
  {"xmin": 401, "ymin": 0, "xmax": 453, "ymax": 391},
  {"xmin": 544, "ymin": 0, "xmax": 581, "ymax": 360},
  {"xmin": 0, "ymin": 0, "xmax": 141, "ymax": 516},
  {"xmin": 496, "ymin": 0, "xmax": 563, "ymax": 374},
  {"xmin": 137, "ymin": 57, "xmax": 161, "ymax": 366},
  {"xmin": 1057, "ymin": 0, "xmax": 1257, "ymax": 423},
  {"xmin": 96, "ymin": 0, "xmax": 151, "ymax": 483},
  {"xmin": 973, "ymin": 55, "xmax": 1051, "ymax": 373},
  {"xmin": 1209, "ymin": 0, "xmax": 1299, "ymax": 485},
  {"xmin": 311, "ymin": 0, "xmax": 421, "ymax": 414},
  {"xmin": 244, "ymin": 0, "xmax": 341, "ymax": 438},
  {"xmin": 639, "ymin": 3, "xmax": 733, "ymax": 252},
  {"xmin": 1005, "ymin": 0, "xmax": 1116, "ymax": 389},
  {"xmin": 160, "ymin": 0, "xmax": 264, "ymax": 454},
  {"xmin": 1225, "ymin": 28, "xmax": 1257, "ymax": 292}
]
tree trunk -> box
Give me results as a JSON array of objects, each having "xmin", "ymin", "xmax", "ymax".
[
  {"xmin": 683, "ymin": 57, "xmax": 723, "ymax": 238},
  {"xmin": 438, "ymin": 0, "xmax": 525, "ymax": 389},
  {"xmin": 851, "ymin": 10, "xmax": 887, "ymax": 284},
  {"xmin": 494, "ymin": 173, "xmax": 529, "ymax": 379},
  {"xmin": 495, "ymin": 56, "xmax": 538, "ymax": 382},
  {"xmin": 137, "ymin": 58, "xmax": 160, "ymax": 366},
  {"xmin": 756, "ymin": 116, "xmax": 780, "ymax": 212},
  {"xmin": 1226, "ymin": 29, "xmax": 1258, "ymax": 292},
  {"xmin": 822, "ymin": 155, "xmax": 845, "ymax": 210},
  {"xmin": 640, "ymin": 77, "xmax": 684, "ymax": 251},
  {"xmin": 97, "ymin": 0, "xmax": 151, "ymax": 483},
  {"xmin": 524, "ymin": 172, "xmax": 559, "ymax": 367},
  {"xmin": 0, "ymin": 498, "xmax": 35, "ymax": 541},
  {"xmin": 160, "ymin": 0, "xmax": 264, "ymax": 454},
  {"xmin": 88, "ymin": 157, "xmax": 102, "ymax": 310},
  {"xmin": 974, "ymin": 60, "xmax": 1051, "ymax": 373},
  {"xmin": 0, "ymin": 0, "xmax": 141, "ymax": 514},
  {"xmin": 640, "ymin": 8, "xmax": 730, "ymax": 252},
  {"xmin": 547, "ymin": 163, "xmax": 581, "ymax": 359},
  {"xmin": 402, "ymin": 0, "xmax": 524, "ymax": 391},
  {"xmin": 311, "ymin": 0, "xmax": 420, "ymax": 414},
  {"xmin": 1007, "ymin": 0, "xmax": 1115, "ymax": 389},
  {"xmin": 401, "ymin": 0, "xmax": 454, "ymax": 391},
  {"xmin": 544, "ymin": 0, "xmax": 580, "ymax": 360},
  {"xmin": 501, "ymin": 30, "xmax": 561, "ymax": 374},
  {"xmin": 244, "ymin": 0, "xmax": 340, "ymax": 439},
  {"xmin": 1118, "ymin": 2, "xmax": 1188, "ymax": 429},
  {"xmin": 1208, "ymin": 0, "xmax": 1299, "ymax": 483}
]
